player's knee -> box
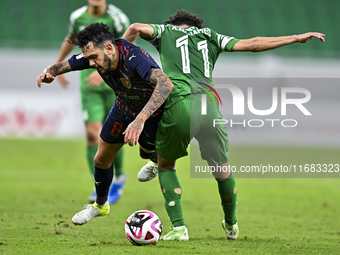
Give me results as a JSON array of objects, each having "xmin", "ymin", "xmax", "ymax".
[
  {"xmin": 86, "ymin": 131, "xmax": 99, "ymax": 145},
  {"xmin": 158, "ymin": 159, "xmax": 175, "ymax": 169},
  {"xmin": 93, "ymin": 154, "xmax": 102, "ymax": 167},
  {"xmin": 94, "ymin": 154, "xmax": 111, "ymax": 169}
]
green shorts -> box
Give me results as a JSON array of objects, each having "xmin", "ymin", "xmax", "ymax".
[
  {"xmin": 156, "ymin": 95, "xmax": 229, "ymax": 164},
  {"xmin": 81, "ymin": 88, "xmax": 116, "ymax": 123}
]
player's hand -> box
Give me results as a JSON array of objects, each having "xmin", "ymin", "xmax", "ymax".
[
  {"xmin": 122, "ymin": 119, "xmax": 144, "ymax": 147},
  {"xmin": 37, "ymin": 73, "xmax": 55, "ymax": 88},
  {"xmin": 86, "ymin": 71, "xmax": 103, "ymax": 87},
  {"xmin": 57, "ymin": 74, "xmax": 69, "ymax": 89},
  {"xmin": 297, "ymin": 32, "xmax": 325, "ymax": 43}
]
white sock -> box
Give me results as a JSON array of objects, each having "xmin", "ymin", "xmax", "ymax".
[
  {"xmin": 173, "ymin": 225, "xmax": 185, "ymax": 231},
  {"xmin": 94, "ymin": 201, "xmax": 108, "ymax": 207}
]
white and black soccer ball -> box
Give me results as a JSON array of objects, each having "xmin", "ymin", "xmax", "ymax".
[{"xmin": 125, "ymin": 210, "xmax": 163, "ymax": 246}]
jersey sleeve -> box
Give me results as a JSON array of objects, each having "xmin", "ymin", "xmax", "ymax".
[
  {"xmin": 68, "ymin": 53, "xmax": 91, "ymax": 71},
  {"xmin": 143, "ymin": 24, "xmax": 164, "ymax": 50},
  {"xmin": 107, "ymin": 4, "xmax": 130, "ymax": 38},
  {"xmin": 214, "ymin": 31, "xmax": 239, "ymax": 52},
  {"xmin": 68, "ymin": 16, "xmax": 75, "ymax": 34},
  {"xmin": 126, "ymin": 47, "xmax": 160, "ymax": 82},
  {"xmin": 68, "ymin": 6, "xmax": 87, "ymax": 34},
  {"xmin": 68, "ymin": 12, "xmax": 76, "ymax": 34}
]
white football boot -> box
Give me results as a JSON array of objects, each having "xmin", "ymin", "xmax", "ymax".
[
  {"xmin": 137, "ymin": 161, "xmax": 158, "ymax": 182},
  {"xmin": 222, "ymin": 220, "xmax": 239, "ymax": 240},
  {"xmin": 72, "ymin": 202, "xmax": 110, "ymax": 225}
]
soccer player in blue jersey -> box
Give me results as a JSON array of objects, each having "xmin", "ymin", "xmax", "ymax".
[
  {"xmin": 56, "ymin": 0, "xmax": 130, "ymax": 205},
  {"xmin": 36, "ymin": 22, "xmax": 173, "ymax": 225}
]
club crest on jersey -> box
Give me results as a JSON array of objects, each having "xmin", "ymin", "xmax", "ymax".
[{"xmin": 121, "ymin": 78, "xmax": 131, "ymax": 89}]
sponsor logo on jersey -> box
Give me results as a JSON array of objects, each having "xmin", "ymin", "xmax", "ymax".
[
  {"xmin": 76, "ymin": 53, "xmax": 84, "ymax": 59},
  {"xmin": 121, "ymin": 78, "xmax": 131, "ymax": 89}
]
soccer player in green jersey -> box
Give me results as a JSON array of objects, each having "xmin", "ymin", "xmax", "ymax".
[
  {"xmin": 56, "ymin": 0, "xmax": 130, "ymax": 204},
  {"xmin": 123, "ymin": 10, "xmax": 325, "ymax": 241}
]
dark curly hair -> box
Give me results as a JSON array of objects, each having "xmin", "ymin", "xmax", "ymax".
[
  {"xmin": 68, "ymin": 23, "xmax": 115, "ymax": 49},
  {"xmin": 164, "ymin": 9, "xmax": 204, "ymax": 29}
]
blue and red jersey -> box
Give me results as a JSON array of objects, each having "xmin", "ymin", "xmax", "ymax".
[{"xmin": 68, "ymin": 39, "xmax": 162, "ymax": 119}]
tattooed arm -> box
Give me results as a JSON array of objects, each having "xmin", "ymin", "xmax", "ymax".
[
  {"xmin": 123, "ymin": 67, "xmax": 174, "ymax": 146},
  {"xmin": 139, "ymin": 68, "xmax": 174, "ymax": 121},
  {"xmin": 36, "ymin": 61, "xmax": 72, "ymax": 88}
]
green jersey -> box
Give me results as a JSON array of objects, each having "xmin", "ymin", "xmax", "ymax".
[
  {"xmin": 69, "ymin": 4, "xmax": 129, "ymax": 91},
  {"xmin": 146, "ymin": 24, "xmax": 239, "ymax": 108}
]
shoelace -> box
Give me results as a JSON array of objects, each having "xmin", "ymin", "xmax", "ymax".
[
  {"xmin": 81, "ymin": 204, "xmax": 99, "ymax": 214},
  {"xmin": 83, "ymin": 204, "xmax": 93, "ymax": 210}
]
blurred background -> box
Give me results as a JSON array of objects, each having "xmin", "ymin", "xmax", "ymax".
[
  {"xmin": 0, "ymin": 2, "xmax": 339, "ymax": 252},
  {"xmin": 0, "ymin": 0, "xmax": 339, "ymax": 143}
]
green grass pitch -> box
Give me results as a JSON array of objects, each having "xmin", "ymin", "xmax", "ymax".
[{"xmin": 0, "ymin": 138, "xmax": 339, "ymax": 254}]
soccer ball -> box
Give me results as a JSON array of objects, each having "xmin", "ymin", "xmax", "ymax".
[{"xmin": 125, "ymin": 210, "xmax": 163, "ymax": 246}]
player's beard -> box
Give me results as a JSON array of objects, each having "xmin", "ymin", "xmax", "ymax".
[{"xmin": 99, "ymin": 54, "xmax": 112, "ymax": 77}]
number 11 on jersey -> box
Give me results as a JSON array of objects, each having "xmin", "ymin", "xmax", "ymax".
[{"xmin": 176, "ymin": 35, "xmax": 210, "ymax": 78}]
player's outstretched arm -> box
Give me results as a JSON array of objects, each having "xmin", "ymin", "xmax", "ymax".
[
  {"xmin": 36, "ymin": 61, "xmax": 72, "ymax": 88},
  {"xmin": 232, "ymin": 32, "xmax": 325, "ymax": 52},
  {"xmin": 123, "ymin": 68, "xmax": 174, "ymax": 146},
  {"xmin": 122, "ymin": 23, "xmax": 154, "ymax": 43}
]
